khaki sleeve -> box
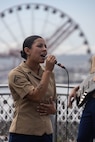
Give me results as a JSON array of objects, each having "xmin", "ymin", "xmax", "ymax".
[{"xmin": 8, "ymin": 70, "xmax": 34, "ymax": 99}]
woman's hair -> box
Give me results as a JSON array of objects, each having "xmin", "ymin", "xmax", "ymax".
[{"xmin": 20, "ymin": 35, "xmax": 42, "ymax": 59}]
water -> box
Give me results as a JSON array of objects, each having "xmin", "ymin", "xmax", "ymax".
[
  {"xmin": 0, "ymin": 54, "xmax": 89, "ymax": 84},
  {"xmin": 0, "ymin": 56, "xmax": 21, "ymax": 83}
]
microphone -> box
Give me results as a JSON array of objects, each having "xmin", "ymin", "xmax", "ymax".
[
  {"xmin": 45, "ymin": 56, "xmax": 66, "ymax": 69},
  {"xmin": 55, "ymin": 61, "xmax": 66, "ymax": 69}
]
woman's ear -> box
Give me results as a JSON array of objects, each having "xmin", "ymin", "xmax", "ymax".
[{"xmin": 24, "ymin": 47, "xmax": 30, "ymax": 56}]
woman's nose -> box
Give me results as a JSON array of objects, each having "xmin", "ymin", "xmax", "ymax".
[{"xmin": 43, "ymin": 46, "xmax": 47, "ymax": 50}]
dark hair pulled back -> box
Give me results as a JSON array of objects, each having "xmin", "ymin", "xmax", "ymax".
[{"xmin": 20, "ymin": 35, "xmax": 42, "ymax": 59}]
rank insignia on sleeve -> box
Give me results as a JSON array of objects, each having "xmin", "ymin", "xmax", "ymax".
[{"xmin": 14, "ymin": 75, "xmax": 23, "ymax": 84}]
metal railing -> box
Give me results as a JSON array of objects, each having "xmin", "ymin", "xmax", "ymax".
[{"xmin": 0, "ymin": 84, "xmax": 82, "ymax": 142}]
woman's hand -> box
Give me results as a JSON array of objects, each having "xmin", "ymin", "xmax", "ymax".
[
  {"xmin": 37, "ymin": 97, "xmax": 56, "ymax": 116},
  {"xmin": 68, "ymin": 86, "xmax": 79, "ymax": 108},
  {"xmin": 45, "ymin": 55, "xmax": 56, "ymax": 72}
]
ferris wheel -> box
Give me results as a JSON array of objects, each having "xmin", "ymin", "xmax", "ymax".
[{"xmin": 0, "ymin": 2, "xmax": 91, "ymax": 56}]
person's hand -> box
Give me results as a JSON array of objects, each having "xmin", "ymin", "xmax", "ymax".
[
  {"xmin": 68, "ymin": 86, "xmax": 79, "ymax": 108},
  {"xmin": 45, "ymin": 55, "xmax": 56, "ymax": 72},
  {"xmin": 37, "ymin": 97, "xmax": 56, "ymax": 116}
]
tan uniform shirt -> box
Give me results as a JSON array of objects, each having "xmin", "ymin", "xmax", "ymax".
[{"xmin": 8, "ymin": 61, "xmax": 56, "ymax": 136}]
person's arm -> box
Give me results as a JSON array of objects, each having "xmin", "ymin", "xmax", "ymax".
[
  {"xmin": 37, "ymin": 96, "xmax": 57, "ymax": 115},
  {"xmin": 27, "ymin": 55, "xmax": 56, "ymax": 102},
  {"xmin": 68, "ymin": 86, "xmax": 79, "ymax": 108}
]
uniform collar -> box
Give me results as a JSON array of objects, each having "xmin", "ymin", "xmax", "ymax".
[{"xmin": 20, "ymin": 61, "xmax": 44, "ymax": 79}]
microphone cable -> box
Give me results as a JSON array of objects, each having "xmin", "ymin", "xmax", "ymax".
[{"xmin": 56, "ymin": 62, "xmax": 69, "ymax": 141}]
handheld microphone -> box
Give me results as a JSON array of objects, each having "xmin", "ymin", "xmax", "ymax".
[
  {"xmin": 45, "ymin": 56, "xmax": 66, "ymax": 69},
  {"xmin": 55, "ymin": 62, "xmax": 66, "ymax": 69}
]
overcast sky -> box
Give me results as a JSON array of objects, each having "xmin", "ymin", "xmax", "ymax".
[{"xmin": 0, "ymin": 0, "xmax": 95, "ymax": 54}]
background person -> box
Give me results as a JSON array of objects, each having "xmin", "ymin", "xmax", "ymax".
[{"xmin": 68, "ymin": 55, "xmax": 95, "ymax": 142}]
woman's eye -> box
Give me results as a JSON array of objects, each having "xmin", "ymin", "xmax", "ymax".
[
  {"xmin": 38, "ymin": 45, "xmax": 43, "ymax": 48},
  {"xmin": 37, "ymin": 44, "xmax": 47, "ymax": 48}
]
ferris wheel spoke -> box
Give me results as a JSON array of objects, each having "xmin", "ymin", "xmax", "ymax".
[
  {"xmin": 47, "ymin": 21, "xmax": 77, "ymax": 51},
  {"xmin": 15, "ymin": 6, "xmax": 26, "ymax": 39},
  {"xmin": 40, "ymin": 9, "xmax": 50, "ymax": 36},
  {"xmin": 46, "ymin": 19, "xmax": 70, "ymax": 43},
  {"xmin": 51, "ymin": 24, "xmax": 78, "ymax": 49},
  {"xmin": 31, "ymin": 6, "xmax": 35, "ymax": 34},
  {"xmin": 0, "ymin": 16, "xmax": 19, "ymax": 44},
  {"xmin": 0, "ymin": 36, "xmax": 11, "ymax": 48}
]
